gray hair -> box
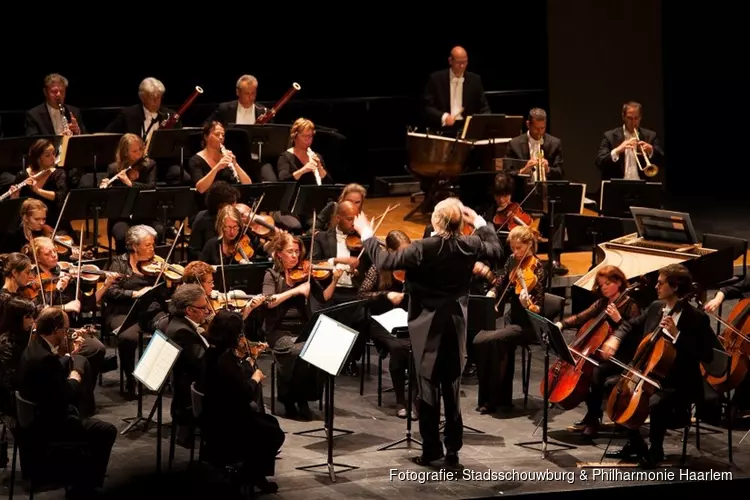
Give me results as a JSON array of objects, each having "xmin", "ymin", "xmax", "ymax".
[
  {"xmin": 430, "ymin": 197, "xmax": 464, "ymax": 238},
  {"xmin": 236, "ymin": 74, "xmax": 258, "ymax": 89},
  {"xmin": 528, "ymin": 108, "xmax": 547, "ymax": 122},
  {"xmin": 125, "ymin": 224, "xmax": 157, "ymax": 254},
  {"xmin": 44, "ymin": 73, "xmax": 68, "ymax": 89},
  {"xmin": 169, "ymin": 284, "xmax": 205, "ymax": 315},
  {"xmin": 139, "ymin": 77, "xmax": 166, "ymax": 98}
]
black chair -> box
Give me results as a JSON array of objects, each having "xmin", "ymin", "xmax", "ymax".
[
  {"xmin": 520, "ymin": 293, "xmax": 566, "ymax": 408},
  {"xmin": 702, "ymin": 233, "xmax": 748, "ymax": 334}
]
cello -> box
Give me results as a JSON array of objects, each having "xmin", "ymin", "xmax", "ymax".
[
  {"xmin": 542, "ymin": 281, "xmax": 641, "ymax": 410},
  {"xmin": 605, "ymin": 293, "xmax": 693, "ymax": 429},
  {"xmin": 697, "ymin": 296, "xmax": 750, "ymax": 392}
]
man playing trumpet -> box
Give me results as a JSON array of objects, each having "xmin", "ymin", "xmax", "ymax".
[{"xmin": 595, "ymin": 101, "xmax": 664, "ymax": 180}]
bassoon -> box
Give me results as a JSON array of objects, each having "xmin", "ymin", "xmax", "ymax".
[
  {"xmin": 256, "ymin": 83, "xmax": 301, "ymax": 124},
  {"xmin": 161, "ymin": 86, "xmax": 204, "ymax": 129}
]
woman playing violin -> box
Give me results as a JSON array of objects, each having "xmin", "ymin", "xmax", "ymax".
[
  {"xmin": 0, "ymin": 253, "xmax": 34, "ymax": 313},
  {"xmin": 554, "ymin": 265, "xmax": 641, "ymax": 437},
  {"xmin": 261, "ymin": 232, "xmax": 333, "ymax": 419},
  {"xmin": 600, "ymin": 264, "xmax": 715, "ymax": 467},
  {"xmin": 189, "ymin": 120, "xmax": 253, "ymax": 195},
  {"xmin": 100, "ymin": 133, "xmax": 163, "ymax": 254},
  {"xmin": 183, "ymin": 260, "xmax": 266, "ymax": 321},
  {"xmin": 474, "ymin": 225, "xmax": 545, "ymax": 414},
  {"xmin": 104, "ymin": 224, "xmax": 169, "ymax": 398},
  {"xmin": 188, "ymin": 182, "xmax": 240, "ymax": 260},
  {"xmin": 200, "ymin": 205, "xmax": 266, "ymax": 266}
]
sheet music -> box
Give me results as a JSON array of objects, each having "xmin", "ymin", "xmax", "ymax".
[
  {"xmin": 372, "ymin": 308, "xmax": 408, "ymax": 333},
  {"xmin": 300, "ymin": 314, "xmax": 359, "ymax": 376},
  {"xmin": 133, "ymin": 330, "xmax": 182, "ymax": 392}
]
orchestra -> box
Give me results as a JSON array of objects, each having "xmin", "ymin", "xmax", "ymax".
[{"xmin": 0, "ymin": 51, "xmax": 747, "ymax": 499}]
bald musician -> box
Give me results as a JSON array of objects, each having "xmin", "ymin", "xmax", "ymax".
[
  {"xmin": 210, "ymin": 75, "xmax": 269, "ymax": 126},
  {"xmin": 423, "ymin": 46, "xmax": 491, "ymax": 129}
]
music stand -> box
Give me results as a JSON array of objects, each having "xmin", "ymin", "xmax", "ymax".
[
  {"xmin": 296, "ymin": 312, "xmax": 361, "ymax": 482},
  {"xmin": 599, "ymin": 180, "xmax": 663, "ymax": 218},
  {"xmin": 0, "ymin": 135, "xmax": 62, "ymax": 170},
  {"xmin": 291, "ymin": 184, "xmax": 346, "ymax": 216},
  {"xmin": 147, "ymin": 128, "xmax": 201, "ymax": 183},
  {"xmin": 461, "ymin": 114, "xmax": 522, "ymax": 141},
  {"xmin": 59, "ymin": 133, "xmax": 122, "ymax": 177},
  {"xmin": 227, "ymin": 124, "xmax": 291, "ymax": 161},
  {"xmin": 130, "ymin": 187, "xmax": 196, "ymax": 245},
  {"xmin": 214, "ymin": 262, "xmax": 272, "ymax": 295},
  {"xmin": 235, "ymin": 182, "xmax": 297, "ymax": 213},
  {"xmin": 564, "ymin": 214, "xmax": 637, "ymax": 268},
  {"xmin": 516, "ymin": 310, "xmax": 577, "ymax": 458},
  {"xmin": 62, "ymin": 187, "xmax": 138, "ymax": 256}
]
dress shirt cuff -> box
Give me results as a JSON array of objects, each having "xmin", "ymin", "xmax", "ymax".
[
  {"xmin": 327, "ymin": 258, "xmax": 335, "ymax": 265},
  {"xmin": 611, "ymin": 150, "xmax": 620, "ymax": 162},
  {"xmin": 473, "ymin": 215, "xmax": 487, "ymax": 229},
  {"xmin": 360, "ymin": 227, "xmax": 375, "ymax": 241},
  {"xmin": 441, "ymin": 113, "xmax": 449, "ymax": 126}
]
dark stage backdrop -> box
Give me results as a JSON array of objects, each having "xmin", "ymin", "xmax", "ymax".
[{"xmin": 547, "ymin": 0, "xmax": 664, "ymax": 198}]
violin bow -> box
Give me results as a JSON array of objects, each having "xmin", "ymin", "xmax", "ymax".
[
  {"xmin": 28, "ymin": 237, "xmax": 47, "ymax": 309},
  {"xmin": 235, "ymin": 194, "xmax": 265, "ymax": 261},
  {"xmin": 355, "ymin": 204, "xmax": 400, "ymax": 260},
  {"xmin": 493, "ymin": 244, "xmax": 533, "ymax": 312},
  {"xmin": 217, "ymin": 231, "xmax": 234, "ymax": 309},
  {"xmin": 494, "ymin": 183, "xmax": 538, "ymax": 233},
  {"xmin": 305, "ymin": 210, "xmax": 317, "ymax": 303}
]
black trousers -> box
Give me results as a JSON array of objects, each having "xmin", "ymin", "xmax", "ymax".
[
  {"xmin": 627, "ymin": 388, "xmax": 691, "ymax": 448},
  {"xmin": 369, "ymin": 320, "xmax": 415, "ymax": 406},
  {"xmin": 107, "ymin": 313, "xmax": 144, "ymax": 382},
  {"xmin": 318, "ymin": 287, "xmax": 369, "ymax": 365},
  {"xmin": 473, "ymin": 316, "xmax": 537, "ymax": 408},
  {"xmin": 584, "ymin": 360, "xmax": 622, "ymax": 421}
]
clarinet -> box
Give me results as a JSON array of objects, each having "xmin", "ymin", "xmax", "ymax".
[
  {"xmin": 220, "ymin": 145, "xmax": 240, "ymax": 182},
  {"xmin": 57, "ymin": 101, "xmax": 72, "ymax": 136}
]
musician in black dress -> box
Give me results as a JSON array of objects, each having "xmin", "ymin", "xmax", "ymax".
[
  {"xmin": 188, "ymin": 182, "xmax": 240, "ymax": 260},
  {"xmin": 104, "ymin": 225, "xmax": 169, "ymax": 398},
  {"xmin": 200, "ymin": 205, "xmax": 266, "ymax": 265},
  {"xmin": 276, "ymin": 118, "xmax": 331, "ymax": 185},
  {"xmin": 189, "ymin": 120, "xmax": 253, "ymax": 195},
  {"xmin": 0, "ymin": 296, "xmax": 36, "ymax": 416},
  {"xmin": 201, "ymin": 309, "xmax": 284, "ymax": 494},
  {"xmin": 358, "ymin": 229, "xmax": 417, "ymax": 418},
  {"xmin": 261, "ymin": 232, "xmax": 329, "ymax": 419},
  {"xmin": 352, "ymin": 197, "xmax": 503, "ymax": 466},
  {"xmin": 555, "ymin": 265, "xmax": 641, "ymax": 437},
  {"xmin": 601, "ymin": 264, "xmax": 715, "ymax": 467}
]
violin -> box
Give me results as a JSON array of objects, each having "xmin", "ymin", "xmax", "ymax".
[
  {"xmin": 698, "ymin": 296, "xmax": 750, "ymax": 392},
  {"xmin": 542, "ymin": 282, "xmax": 641, "ymax": 410},
  {"xmin": 211, "ymin": 292, "xmax": 275, "ymax": 312},
  {"xmin": 236, "ymin": 336, "xmax": 269, "ymax": 362},
  {"xmin": 231, "ymin": 234, "xmax": 255, "ymax": 263},
  {"xmin": 393, "ymin": 270, "xmax": 406, "ymax": 283},
  {"xmin": 605, "ymin": 293, "xmax": 692, "ymax": 429},
  {"xmin": 58, "ymin": 261, "xmax": 121, "ymax": 283},
  {"xmin": 345, "ymin": 234, "xmax": 362, "ymax": 252},
  {"xmin": 248, "ymin": 214, "xmax": 276, "ymax": 238},
  {"xmin": 41, "ymin": 225, "xmax": 93, "ymax": 260},
  {"xmin": 473, "ymin": 262, "xmax": 497, "ymax": 285},
  {"xmin": 137, "ymin": 255, "xmax": 185, "ymax": 281},
  {"xmin": 287, "ymin": 260, "xmax": 333, "ymax": 283},
  {"xmin": 510, "ymin": 255, "xmax": 540, "ymax": 313},
  {"xmin": 493, "ymin": 202, "xmax": 534, "ymax": 231},
  {"xmin": 58, "ymin": 324, "xmax": 97, "ymax": 357}
]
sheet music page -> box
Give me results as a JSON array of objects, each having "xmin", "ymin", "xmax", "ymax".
[
  {"xmin": 300, "ymin": 315, "xmax": 359, "ymax": 376},
  {"xmin": 133, "ymin": 331, "xmax": 181, "ymax": 392},
  {"xmin": 372, "ymin": 308, "xmax": 408, "ymax": 333}
]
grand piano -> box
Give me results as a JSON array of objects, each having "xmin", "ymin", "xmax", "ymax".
[{"xmin": 571, "ymin": 206, "xmax": 736, "ymax": 313}]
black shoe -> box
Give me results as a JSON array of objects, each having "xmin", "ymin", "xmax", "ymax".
[
  {"xmin": 297, "ymin": 401, "xmax": 313, "ymax": 420},
  {"xmin": 445, "ymin": 451, "xmax": 459, "ymax": 466},
  {"xmin": 552, "ymin": 261, "xmax": 569, "ymax": 276},
  {"xmin": 649, "ymin": 445, "xmax": 664, "ymax": 464},
  {"xmin": 605, "ymin": 439, "xmax": 647, "ymax": 460},
  {"xmin": 254, "ymin": 476, "xmax": 279, "ymax": 494},
  {"xmin": 412, "ymin": 452, "xmax": 444, "ymax": 466},
  {"xmin": 283, "ymin": 402, "xmax": 298, "ymax": 419}
]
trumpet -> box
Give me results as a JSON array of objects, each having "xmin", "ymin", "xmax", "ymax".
[
  {"xmin": 534, "ymin": 138, "xmax": 546, "ymax": 182},
  {"xmin": 221, "ymin": 145, "xmax": 240, "ymax": 182},
  {"xmin": 633, "ymin": 128, "xmax": 659, "ymax": 177}
]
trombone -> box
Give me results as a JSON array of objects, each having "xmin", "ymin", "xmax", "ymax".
[{"xmin": 633, "ymin": 129, "xmax": 659, "ymax": 177}]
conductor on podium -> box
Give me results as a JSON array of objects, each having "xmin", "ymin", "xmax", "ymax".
[
  {"xmin": 352, "ymin": 198, "xmax": 503, "ymax": 466},
  {"xmin": 423, "ymin": 46, "xmax": 491, "ymax": 129}
]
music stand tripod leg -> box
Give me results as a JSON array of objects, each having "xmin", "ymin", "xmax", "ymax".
[
  {"xmin": 378, "ymin": 348, "xmax": 423, "ymax": 451},
  {"xmin": 295, "ymin": 374, "xmax": 359, "ymax": 482}
]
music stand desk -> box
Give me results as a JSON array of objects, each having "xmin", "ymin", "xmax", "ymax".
[
  {"xmin": 64, "ymin": 187, "xmax": 138, "ymax": 256},
  {"xmin": 236, "ymin": 182, "xmax": 297, "ymax": 213},
  {"xmin": 599, "ymin": 180, "xmax": 663, "ymax": 218},
  {"xmin": 0, "ymin": 135, "xmax": 62, "ymax": 170},
  {"xmin": 227, "ymin": 124, "xmax": 291, "ymax": 161},
  {"xmin": 59, "ymin": 133, "xmax": 123, "ymax": 174},
  {"xmin": 214, "ymin": 262, "xmax": 272, "ymax": 295},
  {"xmin": 291, "ymin": 184, "xmax": 347, "ymax": 216}
]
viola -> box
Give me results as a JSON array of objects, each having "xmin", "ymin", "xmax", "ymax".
[
  {"xmin": 605, "ymin": 293, "xmax": 692, "ymax": 429},
  {"xmin": 287, "ymin": 260, "xmax": 333, "ymax": 283},
  {"xmin": 493, "ymin": 202, "xmax": 534, "ymax": 231},
  {"xmin": 137, "ymin": 255, "xmax": 185, "ymax": 281},
  {"xmin": 699, "ymin": 297, "xmax": 750, "ymax": 392},
  {"xmin": 542, "ymin": 282, "xmax": 640, "ymax": 410}
]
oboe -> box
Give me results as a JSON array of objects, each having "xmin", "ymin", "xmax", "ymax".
[{"xmin": 220, "ymin": 145, "xmax": 240, "ymax": 182}]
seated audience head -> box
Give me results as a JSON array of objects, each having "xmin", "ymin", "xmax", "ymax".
[
  {"xmin": 139, "ymin": 77, "xmax": 166, "ymax": 113},
  {"xmin": 207, "ymin": 309, "xmax": 245, "ymax": 351},
  {"xmin": 657, "ymin": 263, "xmax": 692, "ymax": 300},
  {"xmin": 431, "ymin": 197, "xmax": 464, "ymax": 238},
  {"xmin": 338, "ymin": 184, "xmax": 367, "ymax": 213},
  {"xmin": 507, "ymin": 225, "xmax": 538, "ymax": 260},
  {"xmin": 125, "ymin": 225, "xmax": 157, "ymax": 261},
  {"xmin": 593, "ymin": 265, "xmax": 629, "ymax": 300},
  {"xmin": 43, "ymin": 73, "xmax": 69, "ymax": 105},
  {"xmin": 183, "ymin": 261, "xmax": 215, "ymax": 295},
  {"xmin": 622, "ymin": 101, "xmax": 642, "ymax": 133},
  {"xmin": 35, "ymin": 307, "xmax": 68, "ymax": 344},
  {"xmin": 169, "ymin": 284, "xmax": 211, "ymax": 324},
  {"xmin": 205, "ymin": 181, "xmax": 240, "ymax": 215},
  {"xmin": 269, "ymin": 232, "xmax": 305, "ymax": 271},
  {"xmin": 449, "ymin": 46, "xmax": 468, "ymax": 77},
  {"xmin": 290, "ymin": 118, "xmax": 315, "ymax": 150},
  {"xmin": 526, "ymin": 108, "xmax": 547, "ymax": 141},
  {"xmin": 236, "ymin": 75, "xmax": 258, "ymax": 108},
  {"xmin": 28, "ymin": 139, "xmax": 57, "ymax": 171}
]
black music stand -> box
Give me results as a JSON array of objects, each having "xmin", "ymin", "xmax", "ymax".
[
  {"xmin": 147, "ymin": 128, "xmax": 201, "ymax": 183},
  {"xmin": 214, "ymin": 262, "xmax": 272, "ymax": 295},
  {"xmin": 516, "ymin": 310, "xmax": 577, "ymax": 458},
  {"xmin": 116, "ymin": 283, "xmax": 167, "ymax": 435},
  {"xmin": 462, "ymin": 114, "xmax": 522, "ymax": 141},
  {"xmin": 235, "ymin": 182, "xmax": 297, "ymax": 212},
  {"xmin": 291, "ymin": 185, "xmax": 346, "ymax": 217},
  {"xmin": 130, "ymin": 187, "xmax": 196, "ymax": 245},
  {"xmin": 564, "ymin": 214, "xmax": 637, "ymax": 268},
  {"xmin": 60, "ymin": 133, "xmax": 122, "ymax": 178},
  {"xmin": 63, "ymin": 187, "xmax": 138, "ymax": 256},
  {"xmin": 0, "ymin": 135, "xmax": 62, "ymax": 170},
  {"xmin": 600, "ymin": 180, "xmax": 662, "ymax": 218},
  {"xmin": 295, "ymin": 307, "xmax": 363, "ymax": 482},
  {"xmin": 227, "ymin": 124, "xmax": 291, "ymax": 161}
]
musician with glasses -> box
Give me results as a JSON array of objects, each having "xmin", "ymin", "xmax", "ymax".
[
  {"xmin": 595, "ymin": 101, "xmax": 665, "ymax": 180},
  {"xmin": 276, "ymin": 118, "xmax": 331, "ymax": 185},
  {"xmin": 600, "ymin": 264, "xmax": 715, "ymax": 467},
  {"xmin": 24, "ymin": 73, "xmax": 85, "ymax": 137}
]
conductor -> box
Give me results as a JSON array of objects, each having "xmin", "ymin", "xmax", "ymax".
[{"xmin": 352, "ymin": 198, "xmax": 503, "ymax": 466}]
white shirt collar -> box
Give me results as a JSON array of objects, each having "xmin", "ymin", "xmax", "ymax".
[
  {"xmin": 143, "ymin": 106, "xmax": 158, "ymax": 119},
  {"xmin": 42, "ymin": 335, "xmax": 59, "ymax": 355},
  {"xmin": 450, "ymin": 71, "xmax": 464, "ymax": 82},
  {"xmin": 527, "ymin": 131, "xmax": 542, "ymax": 144}
]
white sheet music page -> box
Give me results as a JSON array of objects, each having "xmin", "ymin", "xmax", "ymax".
[
  {"xmin": 133, "ymin": 330, "xmax": 182, "ymax": 392},
  {"xmin": 372, "ymin": 308, "xmax": 408, "ymax": 333},
  {"xmin": 300, "ymin": 315, "xmax": 359, "ymax": 376}
]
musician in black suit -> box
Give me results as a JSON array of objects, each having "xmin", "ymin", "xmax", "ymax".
[
  {"xmin": 164, "ymin": 284, "xmax": 211, "ymax": 427},
  {"xmin": 17, "ymin": 307, "xmax": 117, "ymax": 496},
  {"xmin": 24, "ymin": 73, "xmax": 86, "ymax": 137},
  {"xmin": 352, "ymin": 197, "xmax": 503, "ymax": 466},
  {"xmin": 595, "ymin": 101, "xmax": 665, "ymax": 180},
  {"xmin": 601, "ymin": 264, "xmax": 715, "ymax": 467},
  {"xmin": 210, "ymin": 74, "xmax": 269, "ymax": 126},
  {"xmin": 422, "ymin": 46, "xmax": 491, "ymax": 129}
]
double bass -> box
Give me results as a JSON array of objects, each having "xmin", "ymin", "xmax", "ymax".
[
  {"xmin": 605, "ymin": 294, "xmax": 692, "ymax": 429},
  {"xmin": 542, "ymin": 282, "xmax": 640, "ymax": 410}
]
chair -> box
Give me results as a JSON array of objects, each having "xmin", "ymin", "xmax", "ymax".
[
  {"xmin": 702, "ymin": 233, "xmax": 748, "ymax": 334},
  {"xmin": 9, "ymin": 392, "xmax": 90, "ymax": 500},
  {"xmin": 520, "ymin": 293, "xmax": 566, "ymax": 408}
]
